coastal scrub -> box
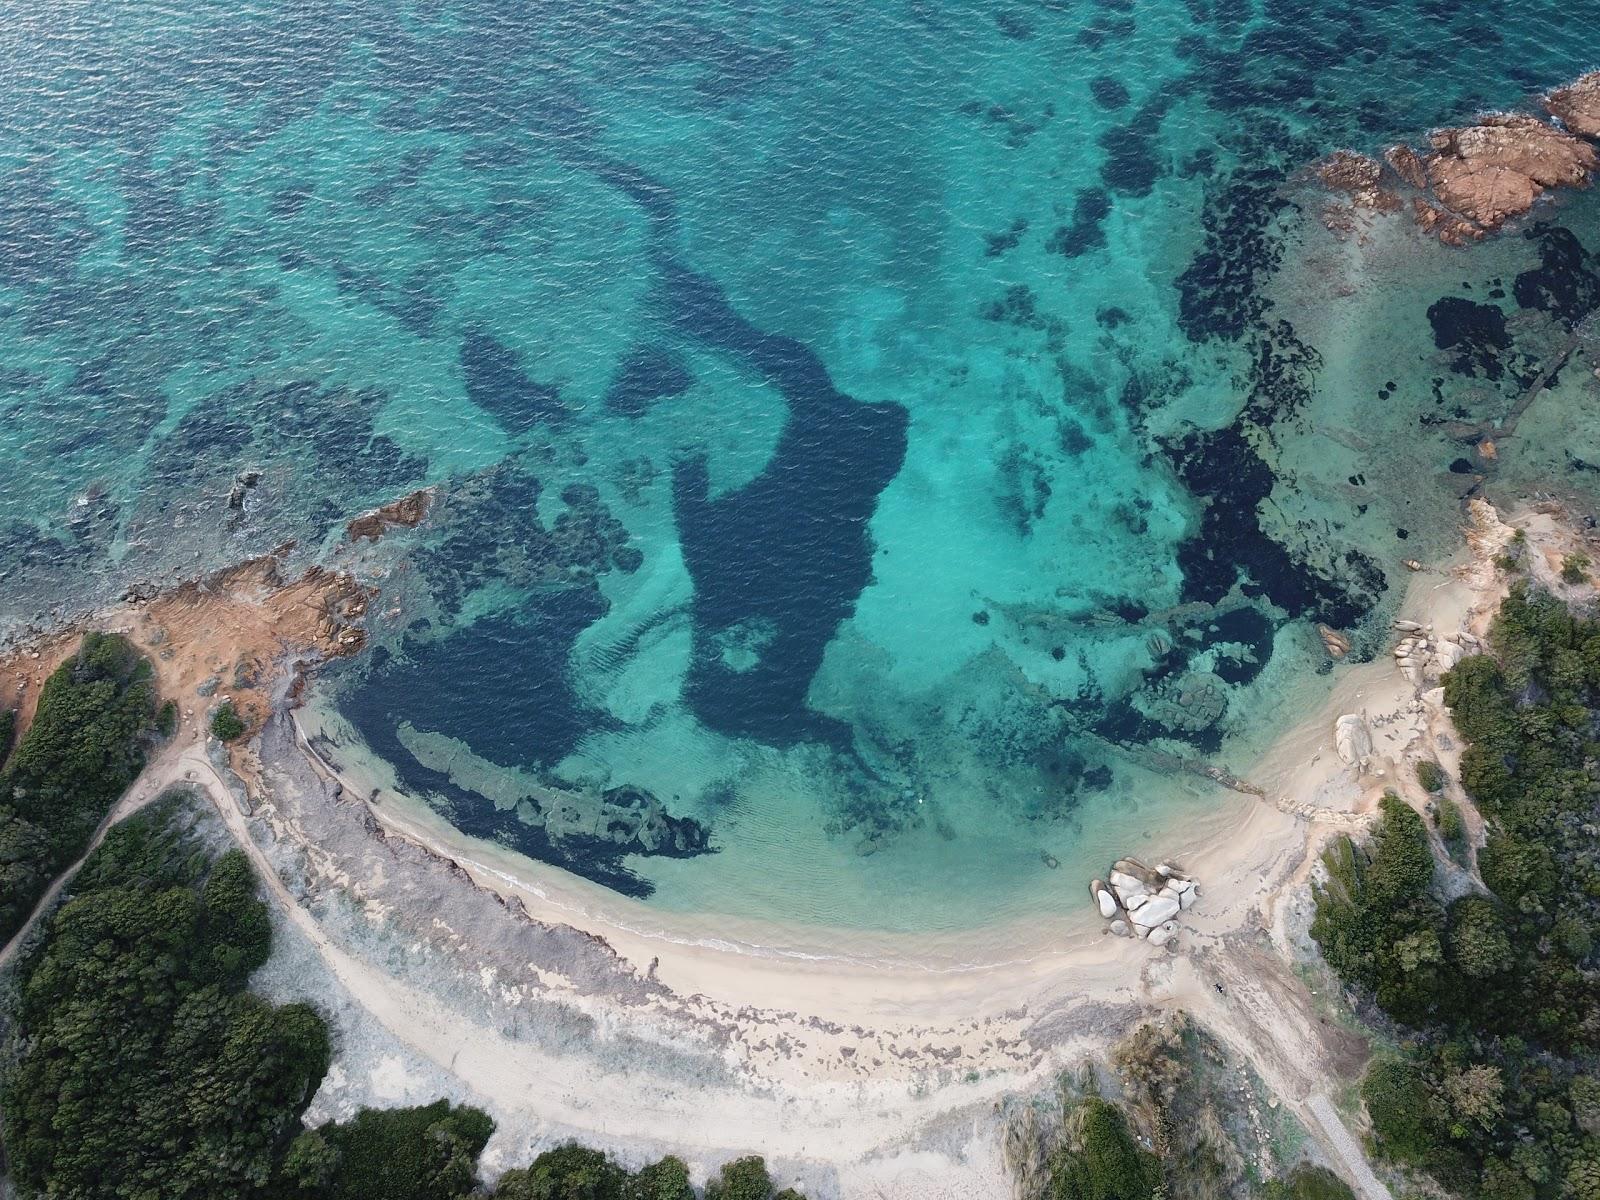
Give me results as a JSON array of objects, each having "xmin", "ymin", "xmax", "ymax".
[
  {"xmin": 0, "ymin": 633, "xmax": 155, "ymax": 945},
  {"xmin": 1313, "ymin": 584, "xmax": 1600, "ymax": 1197}
]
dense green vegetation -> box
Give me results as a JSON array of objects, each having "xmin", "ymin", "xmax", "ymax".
[
  {"xmin": 1, "ymin": 793, "xmax": 803, "ymax": 1199},
  {"xmin": 1046, "ymin": 1098, "xmax": 1159, "ymax": 1200},
  {"xmin": 1415, "ymin": 760, "xmax": 1446, "ymax": 794},
  {"xmin": 1258, "ymin": 1165, "xmax": 1357, "ymax": 1200},
  {"xmin": 280, "ymin": 1100, "xmax": 494, "ymax": 1200},
  {"xmin": 0, "ymin": 707, "xmax": 14, "ymax": 768},
  {"xmin": 0, "ymin": 634, "xmax": 156, "ymax": 946},
  {"xmin": 1, "ymin": 802, "xmax": 328, "ymax": 1199},
  {"xmin": 211, "ymin": 700, "xmax": 247, "ymax": 742},
  {"xmin": 1004, "ymin": 1017, "xmax": 1358, "ymax": 1200},
  {"xmin": 1312, "ymin": 583, "xmax": 1600, "ymax": 1198}
]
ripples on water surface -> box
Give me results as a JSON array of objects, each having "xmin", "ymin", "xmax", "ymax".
[{"xmin": 4, "ymin": 0, "xmax": 1600, "ymax": 930}]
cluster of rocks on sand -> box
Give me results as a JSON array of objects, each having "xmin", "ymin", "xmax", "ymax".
[
  {"xmin": 1332, "ymin": 616, "xmax": 1484, "ymax": 769},
  {"xmin": 1314, "ymin": 70, "xmax": 1600, "ymax": 244},
  {"xmin": 1089, "ymin": 857, "xmax": 1198, "ymax": 947}
]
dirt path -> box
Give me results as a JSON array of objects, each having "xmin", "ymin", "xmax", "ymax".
[
  {"xmin": 1308, "ymin": 1095, "xmax": 1393, "ymax": 1200},
  {"xmin": 0, "ymin": 735, "xmax": 200, "ymax": 974}
]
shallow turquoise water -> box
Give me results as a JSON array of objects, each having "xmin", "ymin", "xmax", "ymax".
[{"xmin": 4, "ymin": 0, "xmax": 1600, "ymax": 929}]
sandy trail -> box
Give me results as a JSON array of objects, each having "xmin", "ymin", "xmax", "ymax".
[{"xmin": 0, "ymin": 736, "xmax": 198, "ymax": 973}]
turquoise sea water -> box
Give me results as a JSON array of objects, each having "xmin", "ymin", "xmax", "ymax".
[{"xmin": 4, "ymin": 0, "xmax": 1600, "ymax": 931}]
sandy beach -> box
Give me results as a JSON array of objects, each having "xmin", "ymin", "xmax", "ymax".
[{"xmin": 2, "ymin": 495, "xmax": 1570, "ymax": 1198}]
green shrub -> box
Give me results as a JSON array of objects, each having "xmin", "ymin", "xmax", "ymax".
[
  {"xmin": 211, "ymin": 701, "xmax": 247, "ymax": 742},
  {"xmin": 1258, "ymin": 1164, "xmax": 1356, "ymax": 1200},
  {"xmin": 0, "ymin": 706, "xmax": 14, "ymax": 767},
  {"xmin": 157, "ymin": 698, "xmax": 179, "ymax": 736},
  {"xmin": 1415, "ymin": 760, "xmax": 1446, "ymax": 793},
  {"xmin": 299, "ymin": 1099, "xmax": 493, "ymax": 1200},
  {"xmin": 1446, "ymin": 896, "xmax": 1514, "ymax": 979},
  {"xmin": 1562, "ymin": 552, "xmax": 1591, "ymax": 585},
  {"xmin": 1047, "ymin": 1098, "xmax": 1158, "ymax": 1200},
  {"xmin": 1362, "ymin": 1058, "xmax": 1437, "ymax": 1165},
  {"xmin": 1434, "ymin": 794, "xmax": 1464, "ymax": 843},
  {"xmin": 495, "ymin": 1143, "xmax": 627, "ymax": 1200},
  {"xmin": 706, "ymin": 1157, "xmax": 774, "ymax": 1200},
  {"xmin": 624, "ymin": 1157, "xmax": 694, "ymax": 1200}
]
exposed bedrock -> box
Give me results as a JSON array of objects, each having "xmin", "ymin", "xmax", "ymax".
[
  {"xmin": 1313, "ymin": 72, "xmax": 1600, "ymax": 244},
  {"xmin": 1546, "ymin": 71, "xmax": 1600, "ymax": 139},
  {"xmin": 1424, "ymin": 115, "xmax": 1596, "ymax": 230}
]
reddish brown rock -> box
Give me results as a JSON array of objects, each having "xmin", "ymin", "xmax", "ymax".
[
  {"xmin": 1424, "ymin": 114, "xmax": 1597, "ymax": 229},
  {"xmin": 1314, "ymin": 149, "xmax": 1402, "ymax": 211},
  {"xmin": 1546, "ymin": 71, "xmax": 1600, "ymax": 139},
  {"xmin": 1384, "ymin": 143, "xmax": 1429, "ymax": 190},
  {"xmin": 346, "ymin": 487, "xmax": 435, "ymax": 541},
  {"xmin": 1412, "ymin": 197, "xmax": 1483, "ymax": 246}
]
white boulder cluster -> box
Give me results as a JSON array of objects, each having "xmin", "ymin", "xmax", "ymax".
[
  {"xmin": 1390, "ymin": 619, "xmax": 1478, "ymax": 686},
  {"xmin": 1090, "ymin": 857, "xmax": 1198, "ymax": 947}
]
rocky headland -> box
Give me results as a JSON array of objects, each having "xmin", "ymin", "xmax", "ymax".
[{"xmin": 1314, "ymin": 70, "xmax": 1600, "ymax": 243}]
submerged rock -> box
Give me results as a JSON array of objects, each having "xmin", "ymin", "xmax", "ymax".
[
  {"xmin": 1412, "ymin": 197, "xmax": 1484, "ymax": 246},
  {"xmin": 1314, "ymin": 150, "xmax": 1401, "ymax": 211},
  {"xmin": 1317, "ymin": 623, "xmax": 1351, "ymax": 658}
]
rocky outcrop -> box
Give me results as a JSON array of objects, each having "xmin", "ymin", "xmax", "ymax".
[
  {"xmin": 1385, "ymin": 143, "xmax": 1429, "ymax": 190},
  {"xmin": 1333, "ymin": 714, "xmax": 1371, "ymax": 766},
  {"xmin": 1424, "ymin": 115, "xmax": 1596, "ymax": 230},
  {"xmin": 1412, "ymin": 197, "xmax": 1484, "ymax": 247},
  {"xmin": 1314, "ymin": 72, "xmax": 1600, "ymax": 245},
  {"xmin": 1315, "ymin": 150, "xmax": 1402, "ymax": 211},
  {"xmin": 1390, "ymin": 619, "xmax": 1480, "ymax": 688},
  {"xmin": 346, "ymin": 487, "xmax": 436, "ymax": 541},
  {"xmin": 1546, "ymin": 71, "xmax": 1600, "ymax": 139},
  {"xmin": 1092, "ymin": 855, "xmax": 1198, "ymax": 945}
]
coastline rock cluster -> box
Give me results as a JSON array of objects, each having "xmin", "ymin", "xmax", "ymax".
[
  {"xmin": 1333, "ymin": 617, "xmax": 1484, "ymax": 768},
  {"xmin": 1389, "ymin": 618, "xmax": 1478, "ymax": 686},
  {"xmin": 1314, "ymin": 71, "xmax": 1600, "ymax": 244},
  {"xmin": 1089, "ymin": 856, "xmax": 1197, "ymax": 946}
]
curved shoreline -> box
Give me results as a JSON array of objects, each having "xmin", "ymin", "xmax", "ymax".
[{"xmin": 2, "ymin": 495, "xmax": 1559, "ymax": 1200}]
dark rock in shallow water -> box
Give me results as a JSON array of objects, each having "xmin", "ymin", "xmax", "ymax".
[
  {"xmin": 1176, "ymin": 169, "xmax": 1297, "ymax": 343},
  {"xmin": 460, "ymin": 327, "xmax": 567, "ymax": 433},
  {"xmin": 1162, "ymin": 422, "xmax": 1383, "ymax": 630},
  {"xmin": 658, "ymin": 260, "xmax": 908, "ymax": 749},
  {"xmin": 1046, "ymin": 188, "xmax": 1112, "ymax": 258},
  {"xmin": 1513, "ymin": 223, "xmax": 1600, "ymax": 323},
  {"xmin": 1090, "ymin": 76, "xmax": 1130, "ymax": 110},
  {"xmin": 604, "ymin": 343, "xmax": 694, "ymax": 416},
  {"xmin": 1427, "ymin": 296, "xmax": 1511, "ymax": 380}
]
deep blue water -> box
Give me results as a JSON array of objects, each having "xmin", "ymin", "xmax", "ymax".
[{"xmin": 5, "ymin": 0, "xmax": 1600, "ymax": 925}]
